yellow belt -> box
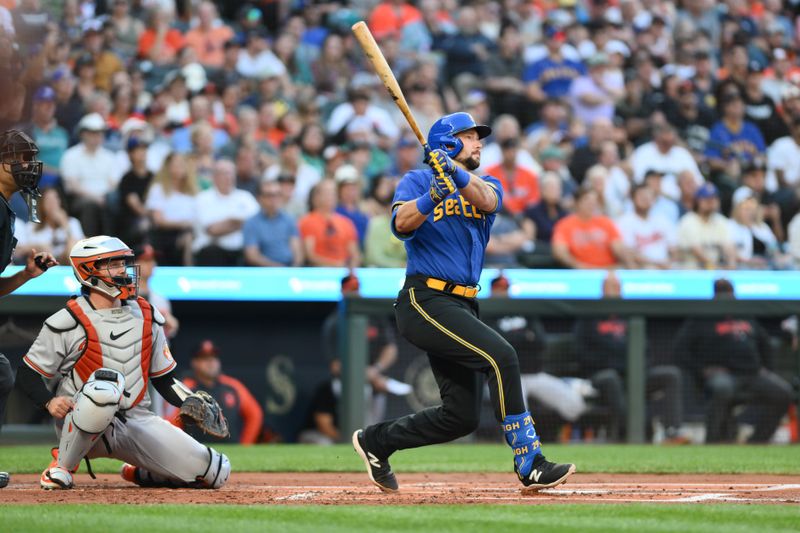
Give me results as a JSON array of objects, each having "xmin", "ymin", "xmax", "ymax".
[{"xmin": 425, "ymin": 277, "xmax": 479, "ymax": 298}]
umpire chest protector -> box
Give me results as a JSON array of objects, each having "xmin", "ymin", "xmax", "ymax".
[{"xmin": 65, "ymin": 296, "xmax": 156, "ymax": 410}]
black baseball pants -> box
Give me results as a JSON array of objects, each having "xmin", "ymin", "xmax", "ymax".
[
  {"xmin": 0, "ymin": 353, "xmax": 13, "ymax": 430},
  {"xmin": 366, "ymin": 276, "xmax": 526, "ymax": 460}
]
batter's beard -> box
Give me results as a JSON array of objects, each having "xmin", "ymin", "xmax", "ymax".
[{"xmin": 463, "ymin": 155, "xmax": 480, "ymax": 171}]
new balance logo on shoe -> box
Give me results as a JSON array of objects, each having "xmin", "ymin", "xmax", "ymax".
[
  {"xmin": 531, "ymin": 469, "xmax": 542, "ymax": 482},
  {"xmin": 368, "ymin": 452, "xmax": 381, "ymax": 469}
]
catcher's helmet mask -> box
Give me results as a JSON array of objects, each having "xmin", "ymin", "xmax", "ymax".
[
  {"xmin": 70, "ymin": 236, "xmax": 140, "ymax": 300},
  {"xmin": 0, "ymin": 130, "xmax": 44, "ymax": 223},
  {"xmin": 427, "ymin": 112, "xmax": 492, "ymax": 159}
]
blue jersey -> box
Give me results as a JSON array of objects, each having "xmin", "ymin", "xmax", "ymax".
[
  {"xmin": 705, "ymin": 120, "xmax": 766, "ymax": 161},
  {"xmin": 391, "ymin": 169, "xmax": 504, "ymax": 286},
  {"xmin": 522, "ymin": 57, "xmax": 586, "ymax": 98}
]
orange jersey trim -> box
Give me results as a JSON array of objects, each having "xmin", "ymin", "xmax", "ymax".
[{"xmin": 23, "ymin": 355, "xmax": 54, "ymax": 379}]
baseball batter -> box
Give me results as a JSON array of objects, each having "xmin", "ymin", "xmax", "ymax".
[
  {"xmin": 16, "ymin": 235, "xmax": 230, "ymax": 490},
  {"xmin": 353, "ymin": 112, "xmax": 576, "ymax": 492}
]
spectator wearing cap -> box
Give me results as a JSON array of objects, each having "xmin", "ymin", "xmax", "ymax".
[
  {"xmin": 115, "ymin": 136, "xmax": 153, "ymax": 250},
  {"xmin": 108, "ymin": 0, "xmax": 145, "ymax": 61},
  {"xmin": 568, "ymin": 52, "xmax": 624, "ymax": 126},
  {"xmin": 615, "ymin": 184, "xmax": 677, "ymax": 269},
  {"xmin": 137, "ymin": 6, "xmax": 186, "ymax": 66},
  {"xmin": 299, "ymin": 179, "xmax": 360, "ymax": 267},
  {"xmin": 522, "ymin": 24, "xmax": 586, "ymax": 105},
  {"xmin": 676, "ymin": 183, "xmax": 737, "ymax": 269},
  {"xmin": 664, "ymin": 80, "xmax": 715, "ymax": 158},
  {"xmin": 192, "ymin": 159, "xmax": 259, "ymax": 266},
  {"xmin": 209, "ymin": 38, "xmax": 244, "ymax": 89},
  {"xmin": 135, "ymin": 244, "xmax": 179, "ymax": 339},
  {"xmin": 176, "ymin": 340, "xmax": 264, "ymax": 445},
  {"xmin": 552, "ymin": 188, "xmax": 633, "ymax": 269},
  {"xmin": 743, "ymin": 61, "xmax": 788, "ymax": 145},
  {"xmin": 389, "ymin": 134, "xmax": 422, "ymax": 177},
  {"xmin": 706, "ymin": 90, "xmax": 766, "ymax": 182},
  {"xmin": 640, "ymin": 169, "xmax": 681, "ymax": 225},
  {"xmin": 734, "ymin": 160, "xmax": 784, "ymax": 242},
  {"xmin": 73, "ymin": 53, "xmax": 99, "ymax": 107},
  {"xmin": 264, "ymin": 136, "xmax": 322, "ymax": 218},
  {"xmin": 184, "ymin": 1, "xmax": 234, "ymax": 69},
  {"xmin": 485, "ymin": 137, "xmax": 540, "ymax": 216},
  {"xmin": 59, "ymin": 112, "xmax": 117, "ymax": 235},
  {"xmin": 243, "ymin": 179, "xmax": 302, "ymax": 267},
  {"xmin": 630, "ymin": 122, "xmax": 704, "ymax": 200},
  {"xmin": 728, "ymin": 189, "xmax": 784, "ymax": 269},
  {"xmin": 29, "ymin": 86, "xmax": 68, "ymax": 188},
  {"xmin": 81, "ymin": 18, "xmax": 124, "ymax": 93},
  {"xmin": 524, "ymin": 98, "xmax": 569, "ymax": 154},
  {"xmin": 334, "ymin": 164, "xmax": 369, "ymax": 247},
  {"xmin": 761, "ymin": 48, "xmax": 799, "ymax": 106}
]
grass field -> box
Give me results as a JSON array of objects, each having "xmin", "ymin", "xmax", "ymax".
[
  {"xmin": 1, "ymin": 442, "xmax": 799, "ymax": 474},
  {"xmin": 2, "ymin": 443, "xmax": 799, "ymax": 532}
]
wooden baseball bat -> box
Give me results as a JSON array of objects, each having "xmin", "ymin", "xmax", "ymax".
[{"xmin": 351, "ymin": 21, "xmax": 430, "ymax": 152}]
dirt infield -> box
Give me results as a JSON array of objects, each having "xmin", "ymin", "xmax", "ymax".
[{"xmin": 3, "ymin": 473, "xmax": 800, "ymax": 505}]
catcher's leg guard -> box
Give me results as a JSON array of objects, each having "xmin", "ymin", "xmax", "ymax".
[
  {"xmin": 502, "ymin": 411, "xmax": 542, "ymax": 478},
  {"xmin": 58, "ymin": 369, "xmax": 124, "ymax": 471},
  {"xmin": 199, "ymin": 447, "xmax": 231, "ymax": 489},
  {"xmin": 120, "ymin": 447, "xmax": 230, "ymax": 489}
]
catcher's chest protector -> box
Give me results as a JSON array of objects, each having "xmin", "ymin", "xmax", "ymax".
[{"xmin": 67, "ymin": 297, "xmax": 153, "ymax": 410}]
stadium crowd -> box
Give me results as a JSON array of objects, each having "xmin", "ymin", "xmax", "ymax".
[{"xmin": 3, "ymin": 0, "xmax": 800, "ymax": 270}]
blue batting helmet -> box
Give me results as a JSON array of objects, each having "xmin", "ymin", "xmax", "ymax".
[{"xmin": 427, "ymin": 112, "xmax": 492, "ymax": 158}]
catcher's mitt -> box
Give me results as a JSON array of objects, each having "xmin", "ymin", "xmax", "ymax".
[{"xmin": 179, "ymin": 391, "xmax": 230, "ymax": 438}]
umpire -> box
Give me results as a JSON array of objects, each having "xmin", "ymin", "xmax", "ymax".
[
  {"xmin": 352, "ymin": 113, "xmax": 575, "ymax": 493},
  {"xmin": 0, "ymin": 130, "xmax": 57, "ymax": 488}
]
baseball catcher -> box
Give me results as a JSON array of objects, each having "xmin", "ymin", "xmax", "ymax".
[{"xmin": 16, "ymin": 236, "xmax": 231, "ymax": 489}]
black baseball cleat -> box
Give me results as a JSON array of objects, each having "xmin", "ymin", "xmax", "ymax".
[
  {"xmin": 516, "ymin": 455, "xmax": 576, "ymax": 492},
  {"xmin": 0, "ymin": 471, "xmax": 9, "ymax": 489},
  {"xmin": 352, "ymin": 429, "xmax": 399, "ymax": 493}
]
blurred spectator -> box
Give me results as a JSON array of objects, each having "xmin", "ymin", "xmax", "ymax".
[
  {"xmin": 264, "ymin": 136, "xmax": 322, "ymax": 217},
  {"xmin": 145, "ymin": 152, "xmax": 198, "ymax": 266},
  {"xmin": 574, "ymin": 271, "xmax": 687, "ymax": 443},
  {"xmin": 766, "ymin": 117, "xmax": 800, "ymax": 212},
  {"xmin": 485, "ymin": 138, "xmax": 540, "ymax": 216},
  {"xmin": 485, "ymin": 211, "xmax": 535, "ymax": 269},
  {"xmin": 523, "ymin": 24, "xmax": 585, "ymax": 105},
  {"xmin": 311, "ymin": 32, "xmax": 354, "ymax": 103},
  {"xmin": 192, "ymin": 159, "xmax": 259, "ymax": 266},
  {"xmin": 616, "ymin": 184, "xmax": 676, "ymax": 269},
  {"xmin": 28, "ymin": 86, "xmax": 68, "ymax": 189},
  {"xmin": 743, "ymin": 62, "xmax": 788, "ymax": 145},
  {"xmin": 138, "ymin": 6, "xmax": 185, "ymax": 66},
  {"xmin": 178, "ymin": 339, "xmax": 264, "ymax": 445},
  {"xmin": 184, "ymin": 1, "xmax": 234, "ymax": 69},
  {"xmin": 136, "ymin": 244, "xmax": 179, "ymax": 339},
  {"xmin": 733, "ymin": 160, "xmax": 784, "ymax": 242},
  {"xmin": 52, "ymin": 68, "xmax": 85, "ymax": 140},
  {"xmin": 299, "ymin": 179, "xmax": 360, "ymax": 267},
  {"xmin": 706, "ymin": 91, "xmax": 766, "ymax": 184},
  {"xmin": 664, "ymin": 80, "xmax": 714, "ymax": 158},
  {"xmin": 525, "ymin": 98, "xmax": 570, "ymax": 154},
  {"xmin": 234, "ymin": 143, "xmax": 261, "ymax": 197},
  {"xmin": 237, "ymin": 29, "xmax": 287, "ymax": 83},
  {"xmin": 368, "ymin": 0, "xmax": 422, "ymax": 41},
  {"xmin": 59, "ymin": 112, "xmax": 117, "ymax": 235},
  {"xmin": 641, "ymin": 170, "xmax": 680, "ymax": 225},
  {"xmin": 676, "ymin": 183, "xmax": 737, "ymax": 270},
  {"xmin": 569, "ymin": 116, "xmax": 613, "ymax": 185},
  {"xmin": 334, "ymin": 164, "xmax": 369, "ymax": 247},
  {"xmin": 171, "ymin": 95, "xmax": 230, "ymax": 154},
  {"xmin": 728, "ymin": 191, "xmax": 784, "ymax": 270},
  {"xmin": 209, "ymin": 38, "xmax": 243, "ymax": 89},
  {"xmin": 108, "ymin": 0, "xmax": 145, "ymax": 61},
  {"xmin": 485, "ymin": 24, "xmax": 528, "ymax": 125},
  {"xmin": 630, "ymin": 122, "xmax": 704, "ymax": 201},
  {"xmin": 115, "ymin": 137, "xmax": 153, "ymax": 250},
  {"xmin": 326, "ymin": 86, "xmax": 400, "ymax": 150},
  {"xmin": 364, "ymin": 175, "xmax": 406, "ymax": 268},
  {"xmin": 675, "ymin": 279, "xmax": 794, "ymax": 443},
  {"xmin": 552, "ymin": 188, "xmax": 633, "ymax": 269},
  {"xmin": 524, "ymin": 171, "xmax": 568, "ymax": 247},
  {"xmin": 13, "ymin": 188, "xmax": 84, "ymax": 265},
  {"xmin": 480, "ymin": 114, "xmax": 539, "ymax": 175},
  {"xmin": 568, "ymin": 52, "xmax": 624, "ymax": 126},
  {"xmin": 80, "ymin": 18, "xmax": 124, "ymax": 93},
  {"xmin": 439, "ymin": 5, "xmax": 494, "ymax": 88},
  {"xmin": 243, "ymin": 179, "xmax": 303, "ymax": 267}
]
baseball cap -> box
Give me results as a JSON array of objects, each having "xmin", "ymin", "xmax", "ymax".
[
  {"xmin": 748, "ymin": 61, "xmax": 765, "ymax": 74},
  {"xmin": 732, "ymin": 186, "xmax": 756, "ymax": 207},
  {"xmin": 78, "ymin": 112, "xmax": 107, "ymax": 132},
  {"xmin": 774, "ymin": 48, "xmax": 788, "ymax": 61},
  {"xmin": 33, "ymin": 86, "xmax": 56, "ymax": 102},
  {"xmin": 586, "ymin": 52, "xmax": 610, "ymax": 67},
  {"xmin": 193, "ymin": 339, "xmax": 220, "ymax": 359},
  {"xmin": 334, "ymin": 164, "xmax": 360, "ymax": 184},
  {"xmin": 126, "ymin": 136, "xmax": 149, "ymax": 151},
  {"xmin": 397, "ymin": 136, "xmax": 417, "ymax": 149},
  {"xmin": 694, "ymin": 182, "xmax": 719, "ymax": 200},
  {"xmin": 540, "ymin": 145, "xmax": 565, "ymax": 161}
]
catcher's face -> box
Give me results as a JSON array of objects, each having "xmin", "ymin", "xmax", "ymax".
[{"xmin": 455, "ymin": 129, "xmax": 482, "ymax": 171}]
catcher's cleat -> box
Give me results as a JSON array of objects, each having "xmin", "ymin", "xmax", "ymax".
[
  {"xmin": 40, "ymin": 466, "xmax": 74, "ymax": 490},
  {"xmin": 517, "ymin": 455, "xmax": 576, "ymax": 493},
  {"xmin": 120, "ymin": 463, "xmax": 139, "ymax": 485},
  {"xmin": 0, "ymin": 471, "xmax": 9, "ymax": 488},
  {"xmin": 352, "ymin": 429, "xmax": 398, "ymax": 493}
]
